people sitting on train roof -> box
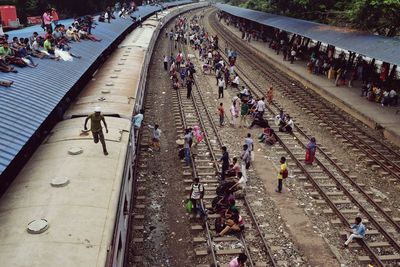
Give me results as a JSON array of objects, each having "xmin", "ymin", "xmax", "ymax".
[
  {"xmin": 10, "ymin": 37, "xmax": 37, "ymax": 67},
  {"xmin": 0, "ymin": 42, "xmax": 35, "ymax": 68}
]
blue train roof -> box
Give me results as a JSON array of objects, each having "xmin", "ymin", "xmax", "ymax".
[
  {"xmin": 216, "ymin": 3, "xmax": 400, "ymax": 66},
  {"xmin": 0, "ymin": 0, "xmax": 191, "ymax": 174}
]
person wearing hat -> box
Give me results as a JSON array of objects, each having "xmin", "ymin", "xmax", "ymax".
[{"xmin": 84, "ymin": 107, "xmax": 109, "ymax": 155}]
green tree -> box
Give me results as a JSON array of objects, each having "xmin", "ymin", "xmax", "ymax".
[{"xmin": 347, "ymin": 0, "xmax": 400, "ymax": 36}]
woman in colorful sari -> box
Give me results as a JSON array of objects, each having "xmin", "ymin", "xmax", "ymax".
[{"xmin": 305, "ymin": 137, "xmax": 317, "ymax": 165}]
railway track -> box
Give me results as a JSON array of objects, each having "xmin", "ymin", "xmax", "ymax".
[
  {"xmin": 208, "ymin": 10, "xmax": 400, "ymax": 184},
  {"xmin": 206, "ymin": 9, "xmax": 400, "ymax": 266},
  {"xmin": 169, "ymin": 15, "xmax": 279, "ymax": 266}
]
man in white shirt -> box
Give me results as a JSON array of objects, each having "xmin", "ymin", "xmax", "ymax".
[
  {"xmin": 256, "ymin": 97, "xmax": 266, "ymax": 116},
  {"xmin": 280, "ymin": 115, "xmax": 294, "ymax": 133},
  {"xmin": 389, "ymin": 89, "xmax": 398, "ymax": 105},
  {"xmin": 218, "ymin": 76, "xmax": 225, "ymax": 99},
  {"xmin": 232, "ymin": 75, "xmax": 239, "ymax": 88}
]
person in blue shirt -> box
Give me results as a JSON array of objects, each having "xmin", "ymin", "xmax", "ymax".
[
  {"xmin": 132, "ymin": 109, "xmax": 145, "ymax": 130},
  {"xmin": 344, "ymin": 216, "xmax": 366, "ymax": 247}
]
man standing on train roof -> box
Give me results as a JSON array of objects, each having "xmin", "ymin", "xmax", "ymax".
[{"xmin": 84, "ymin": 107, "xmax": 109, "ymax": 156}]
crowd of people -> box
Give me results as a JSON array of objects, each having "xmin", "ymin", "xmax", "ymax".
[
  {"xmin": 219, "ymin": 12, "xmax": 399, "ymax": 111},
  {"xmin": 132, "ymin": 12, "xmax": 369, "ymax": 264},
  {"xmin": 0, "ymin": 8, "xmax": 109, "ymax": 87}
]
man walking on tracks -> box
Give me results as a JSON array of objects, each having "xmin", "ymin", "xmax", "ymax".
[
  {"xmin": 84, "ymin": 107, "xmax": 109, "ymax": 155},
  {"xmin": 186, "ymin": 77, "xmax": 193, "ymax": 99}
]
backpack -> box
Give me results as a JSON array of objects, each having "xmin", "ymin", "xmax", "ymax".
[{"xmin": 282, "ymin": 168, "xmax": 288, "ymax": 179}]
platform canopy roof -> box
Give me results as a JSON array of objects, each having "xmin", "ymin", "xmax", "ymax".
[
  {"xmin": 0, "ymin": 0, "xmax": 191, "ymax": 175},
  {"xmin": 216, "ymin": 3, "xmax": 400, "ymax": 66}
]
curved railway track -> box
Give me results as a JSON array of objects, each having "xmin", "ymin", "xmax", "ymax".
[
  {"xmin": 170, "ymin": 16, "xmax": 279, "ymax": 266},
  {"xmin": 205, "ymin": 9, "xmax": 400, "ymax": 266},
  {"xmin": 208, "ymin": 10, "xmax": 400, "ymax": 184}
]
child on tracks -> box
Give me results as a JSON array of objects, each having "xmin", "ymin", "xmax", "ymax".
[
  {"xmin": 276, "ymin": 156, "xmax": 288, "ymax": 193},
  {"xmin": 148, "ymin": 124, "xmax": 162, "ymax": 151}
]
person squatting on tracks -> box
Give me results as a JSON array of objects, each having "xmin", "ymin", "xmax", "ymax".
[
  {"xmin": 84, "ymin": 106, "xmax": 109, "ymax": 155},
  {"xmin": 344, "ymin": 216, "xmax": 366, "ymax": 247}
]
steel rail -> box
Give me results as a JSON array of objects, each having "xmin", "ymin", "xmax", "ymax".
[
  {"xmin": 173, "ymin": 36, "xmax": 219, "ymax": 267},
  {"xmin": 214, "ymin": 28, "xmax": 400, "ymax": 235},
  {"xmin": 184, "ymin": 16, "xmax": 278, "ymax": 266},
  {"xmin": 210, "ymin": 11, "xmax": 400, "ymax": 181},
  {"xmin": 206, "ymin": 12, "xmax": 400, "ymax": 266}
]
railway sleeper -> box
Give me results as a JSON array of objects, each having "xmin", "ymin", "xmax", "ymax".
[
  {"xmin": 358, "ymin": 254, "xmax": 400, "ymax": 263},
  {"xmin": 324, "ymin": 207, "xmax": 391, "ymax": 214}
]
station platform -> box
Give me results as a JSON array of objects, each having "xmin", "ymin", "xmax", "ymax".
[{"xmin": 217, "ymin": 17, "xmax": 400, "ymax": 146}]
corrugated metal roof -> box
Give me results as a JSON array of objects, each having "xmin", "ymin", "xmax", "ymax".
[
  {"xmin": 0, "ymin": 0, "xmax": 191, "ymax": 174},
  {"xmin": 216, "ymin": 3, "xmax": 400, "ymax": 66}
]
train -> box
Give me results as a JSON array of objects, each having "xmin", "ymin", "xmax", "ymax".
[{"xmin": 0, "ymin": 2, "xmax": 206, "ymax": 267}]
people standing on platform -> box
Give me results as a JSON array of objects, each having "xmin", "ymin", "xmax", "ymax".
[
  {"xmin": 132, "ymin": 109, "xmax": 145, "ymax": 130},
  {"xmin": 218, "ymin": 76, "xmax": 225, "ymax": 99},
  {"xmin": 149, "ymin": 124, "xmax": 162, "ymax": 151},
  {"xmin": 305, "ymin": 137, "xmax": 317, "ymax": 165},
  {"xmin": 218, "ymin": 102, "xmax": 225, "ymax": 126},
  {"xmin": 186, "ymin": 77, "xmax": 193, "ymax": 99},
  {"xmin": 276, "ymin": 156, "xmax": 287, "ymax": 193},
  {"xmin": 267, "ymin": 86, "xmax": 273, "ymax": 105},
  {"xmin": 219, "ymin": 146, "xmax": 230, "ymax": 180},
  {"xmin": 290, "ymin": 48, "xmax": 296, "ymax": 64},
  {"xmin": 84, "ymin": 107, "xmax": 109, "ymax": 155},
  {"xmin": 389, "ymin": 89, "xmax": 398, "ymax": 106},
  {"xmin": 344, "ymin": 217, "xmax": 366, "ymax": 247}
]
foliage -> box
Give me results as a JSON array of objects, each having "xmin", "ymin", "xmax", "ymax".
[
  {"xmin": 0, "ymin": 0, "xmax": 117, "ymax": 24},
  {"xmin": 227, "ymin": 0, "xmax": 400, "ymax": 36}
]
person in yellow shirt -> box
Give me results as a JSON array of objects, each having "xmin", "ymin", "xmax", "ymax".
[
  {"xmin": 84, "ymin": 107, "xmax": 109, "ymax": 155},
  {"xmin": 276, "ymin": 156, "xmax": 287, "ymax": 193}
]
